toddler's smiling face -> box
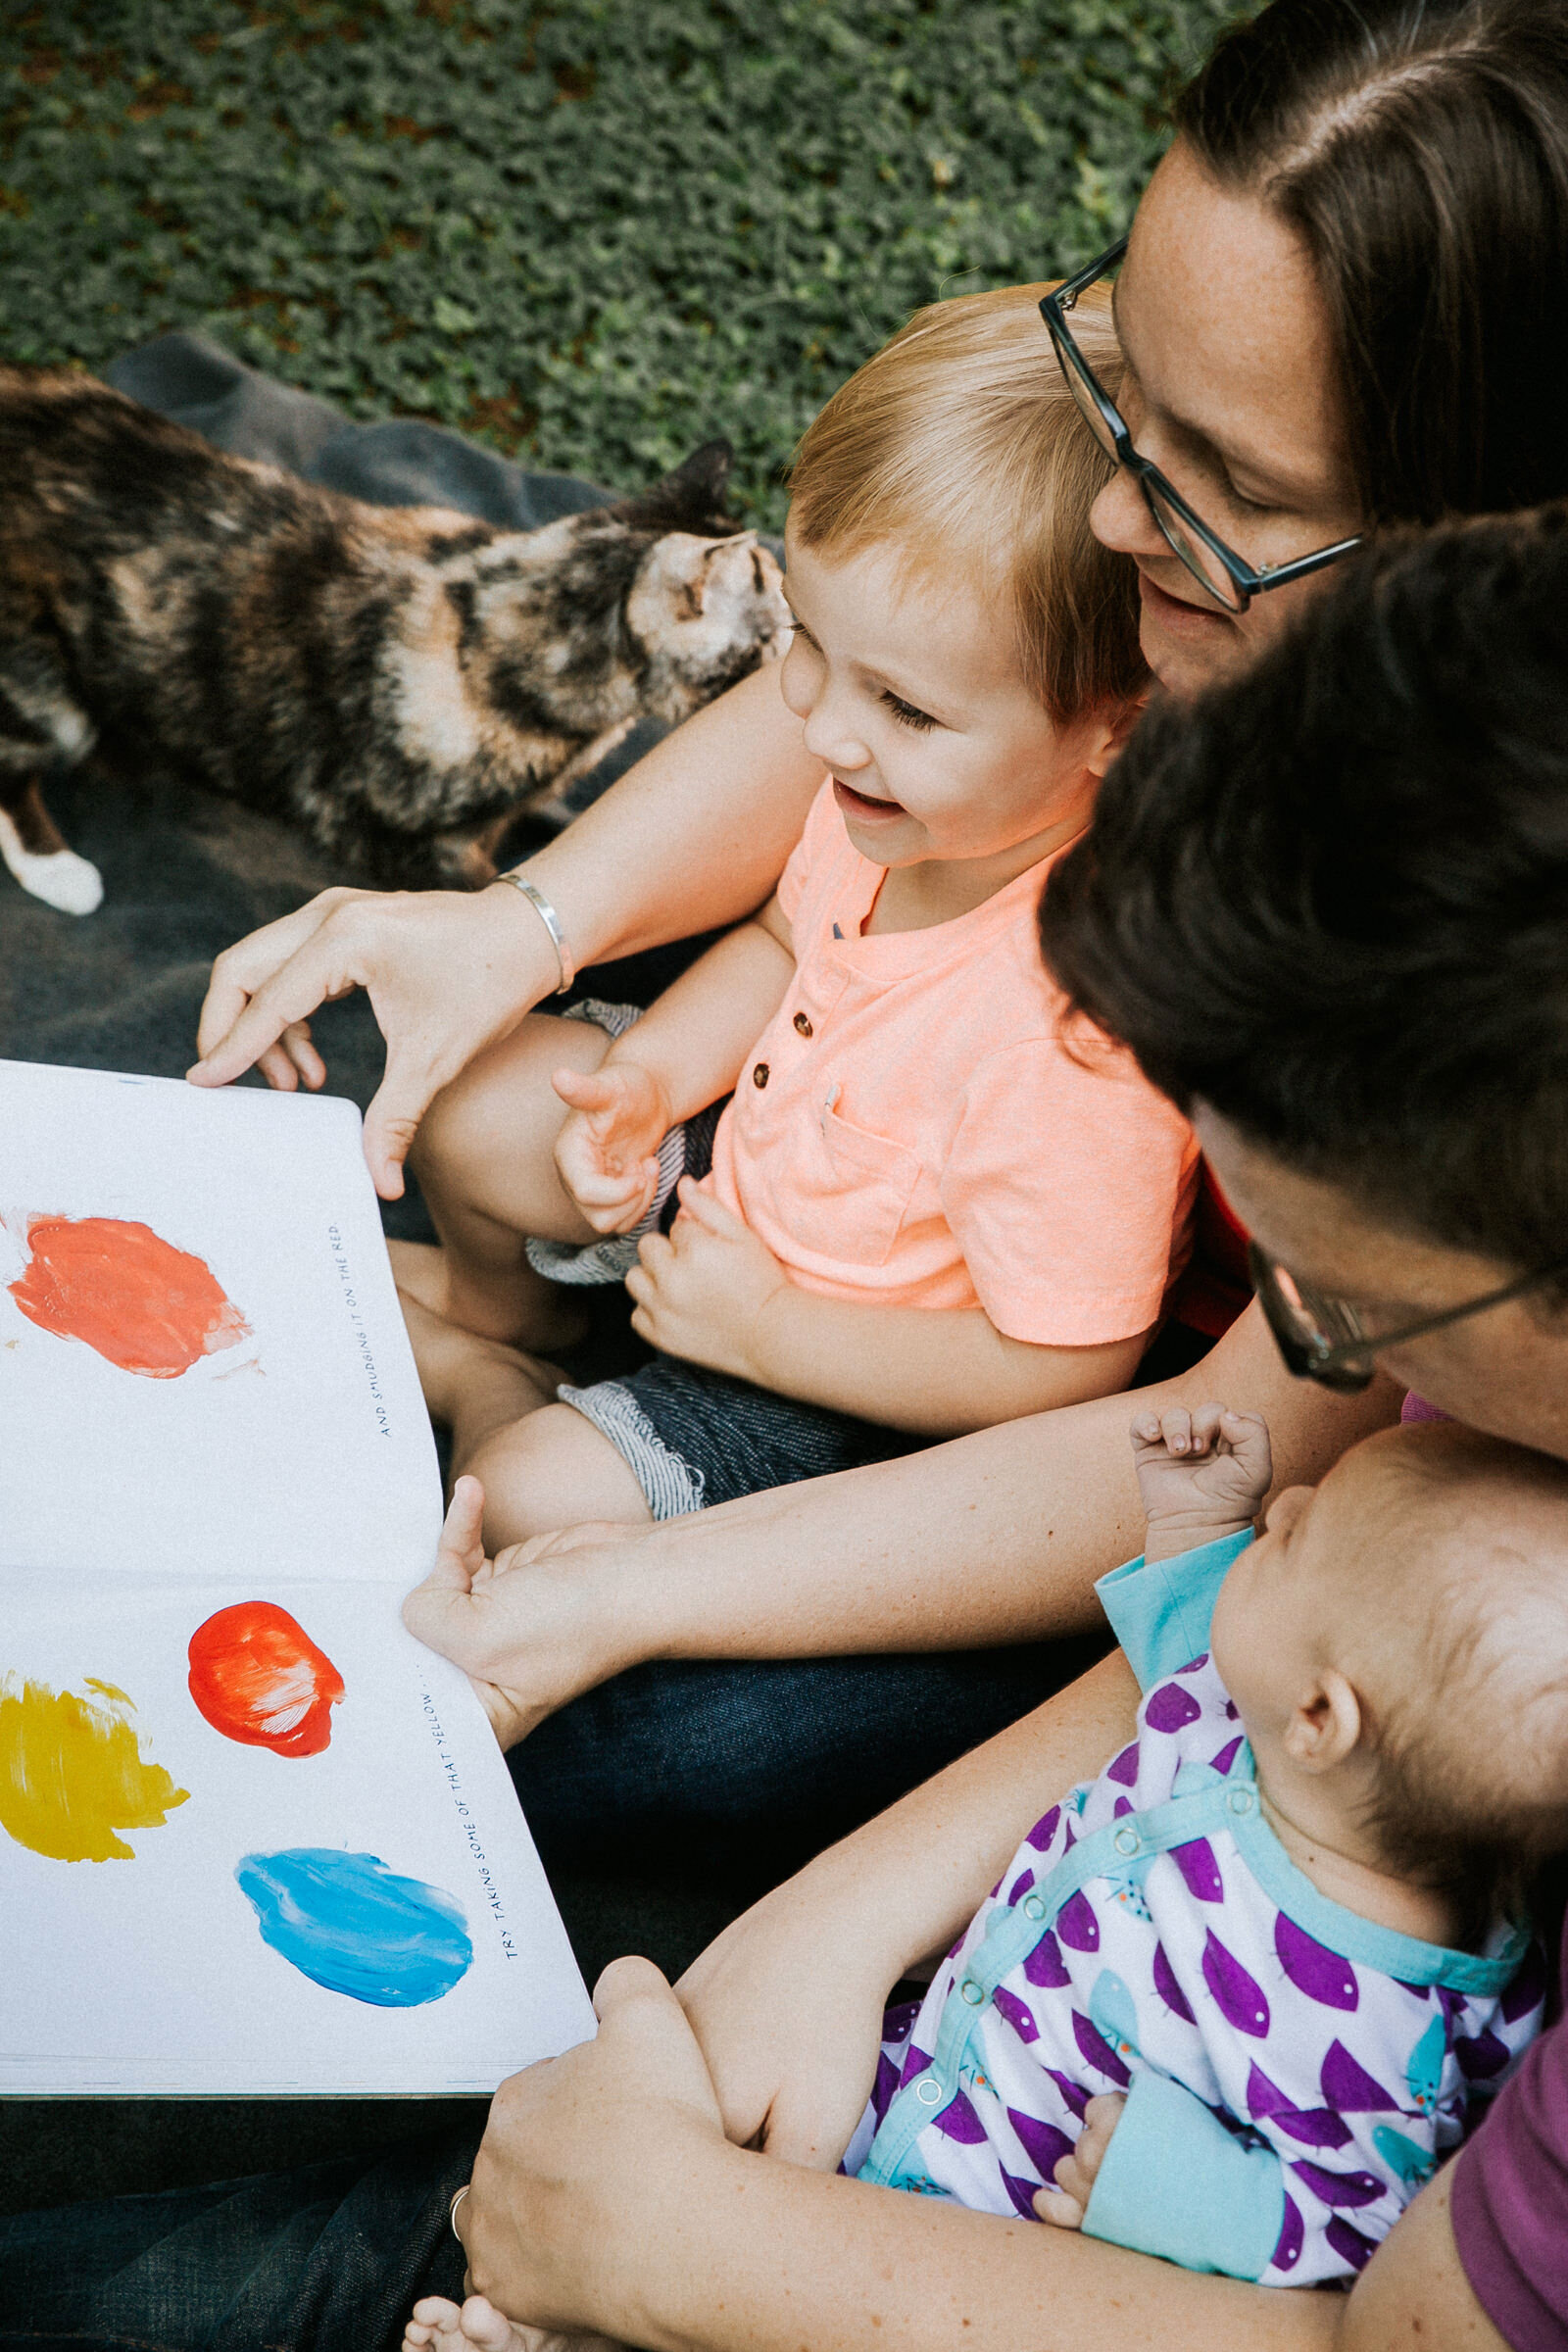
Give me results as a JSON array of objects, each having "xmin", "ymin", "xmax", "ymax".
[{"xmin": 779, "ymin": 528, "xmax": 1120, "ymax": 877}]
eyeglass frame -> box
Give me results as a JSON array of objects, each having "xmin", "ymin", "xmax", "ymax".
[
  {"xmin": 1040, "ymin": 238, "xmax": 1363, "ymax": 615},
  {"xmin": 1247, "ymin": 1240, "xmax": 1568, "ymax": 1394}
]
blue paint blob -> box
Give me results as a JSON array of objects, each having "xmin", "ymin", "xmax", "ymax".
[{"xmin": 235, "ymin": 1846, "xmax": 473, "ymax": 2008}]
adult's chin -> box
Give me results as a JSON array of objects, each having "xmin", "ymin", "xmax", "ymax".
[{"xmin": 1137, "ymin": 569, "xmax": 1249, "ymax": 699}]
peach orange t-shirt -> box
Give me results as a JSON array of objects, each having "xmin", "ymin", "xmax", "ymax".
[{"xmin": 702, "ymin": 782, "xmax": 1199, "ymax": 1347}]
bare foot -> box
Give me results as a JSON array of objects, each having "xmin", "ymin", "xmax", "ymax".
[
  {"xmin": 389, "ymin": 1239, "xmax": 587, "ymax": 1352},
  {"xmin": 399, "ymin": 1290, "xmax": 564, "ymax": 1456},
  {"xmin": 403, "ymin": 2294, "xmax": 621, "ymax": 2352}
]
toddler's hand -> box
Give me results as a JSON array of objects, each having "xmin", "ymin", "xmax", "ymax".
[
  {"xmin": 1131, "ymin": 1400, "xmax": 1273, "ymax": 1562},
  {"xmin": 552, "ymin": 1060, "xmax": 671, "ymax": 1236},
  {"xmin": 625, "ymin": 1178, "xmax": 789, "ymax": 1382},
  {"xmin": 1034, "ymin": 2091, "xmax": 1126, "ymax": 2230}
]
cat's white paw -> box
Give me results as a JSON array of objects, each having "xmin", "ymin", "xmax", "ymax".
[{"xmin": 3, "ymin": 842, "xmax": 105, "ymax": 916}]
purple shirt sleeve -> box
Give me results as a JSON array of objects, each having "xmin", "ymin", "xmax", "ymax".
[{"xmin": 1451, "ymin": 1916, "xmax": 1568, "ymax": 2350}]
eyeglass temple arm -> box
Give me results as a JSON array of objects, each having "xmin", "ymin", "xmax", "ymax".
[{"xmin": 1050, "ymin": 235, "xmax": 1129, "ymax": 315}]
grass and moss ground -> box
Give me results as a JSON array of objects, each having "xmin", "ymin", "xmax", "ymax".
[{"xmin": 3, "ymin": 0, "xmax": 1242, "ymax": 526}]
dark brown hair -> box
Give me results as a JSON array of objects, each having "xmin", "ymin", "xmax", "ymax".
[{"xmin": 1176, "ymin": 0, "xmax": 1568, "ymax": 524}]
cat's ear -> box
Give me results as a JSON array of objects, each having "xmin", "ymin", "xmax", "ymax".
[{"xmin": 608, "ymin": 440, "xmax": 737, "ymax": 536}]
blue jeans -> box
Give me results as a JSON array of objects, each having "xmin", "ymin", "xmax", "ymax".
[
  {"xmin": 512, "ymin": 1635, "xmax": 1110, "ymax": 1888},
  {"xmin": 0, "ymin": 2132, "xmax": 477, "ymax": 2351}
]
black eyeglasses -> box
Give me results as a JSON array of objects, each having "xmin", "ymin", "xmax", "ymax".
[
  {"xmin": 1040, "ymin": 239, "xmax": 1363, "ymax": 615},
  {"xmin": 1249, "ymin": 1241, "xmax": 1568, "ymax": 1394}
]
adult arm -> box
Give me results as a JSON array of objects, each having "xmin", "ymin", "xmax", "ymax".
[
  {"xmin": 679, "ymin": 1643, "xmax": 1145, "ymax": 2166},
  {"xmin": 189, "ymin": 662, "xmax": 824, "ymax": 1197},
  {"xmin": 1341, "ymin": 2165, "xmax": 1511, "ymax": 2352},
  {"xmin": 460, "ymin": 1957, "xmax": 1341, "ymax": 2352},
  {"xmin": 404, "ymin": 1299, "xmax": 1401, "ymax": 1742}
]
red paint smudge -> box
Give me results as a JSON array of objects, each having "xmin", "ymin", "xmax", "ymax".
[
  {"xmin": 7, "ymin": 1216, "xmax": 251, "ymax": 1378},
  {"xmin": 187, "ymin": 1602, "xmax": 345, "ymax": 1758}
]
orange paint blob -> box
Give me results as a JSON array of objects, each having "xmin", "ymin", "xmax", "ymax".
[
  {"xmin": 7, "ymin": 1215, "xmax": 251, "ymax": 1378},
  {"xmin": 187, "ymin": 1602, "xmax": 345, "ymax": 1758}
]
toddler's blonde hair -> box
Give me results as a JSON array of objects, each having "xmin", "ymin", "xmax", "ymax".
[{"xmin": 788, "ymin": 280, "xmax": 1144, "ymax": 724}]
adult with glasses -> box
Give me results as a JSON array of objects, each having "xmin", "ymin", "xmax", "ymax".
[{"xmin": 9, "ymin": 1, "xmax": 1568, "ymax": 2345}]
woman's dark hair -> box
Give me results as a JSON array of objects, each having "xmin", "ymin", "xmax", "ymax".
[
  {"xmin": 1039, "ymin": 504, "xmax": 1568, "ymax": 1278},
  {"xmin": 1175, "ymin": 0, "xmax": 1568, "ymax": 523}
]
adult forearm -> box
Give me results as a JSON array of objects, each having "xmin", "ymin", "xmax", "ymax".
[
  {"xmin": 606, "ymin": 1302, "xmax": 1401, "ymax": 1666},
  {"xmin": 622, "ymin": 2146, "xmax": 1339, "ymax": 2352},
  {"xmin": 517, "ymin": 663, "xmax": 822, "ymax": 970},
  {"xmin": 750, "ymin": 1292, "xmax": 1147, "ymax": 1436},
  {"xmin": 672, "ymin": 1648, "xmax": 1142, "ymax": 2166}
]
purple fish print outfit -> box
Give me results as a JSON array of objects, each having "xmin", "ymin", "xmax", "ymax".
[{"xmin": 848, "ymin": 1532, "xmax": 1544, "ymax": 2285}]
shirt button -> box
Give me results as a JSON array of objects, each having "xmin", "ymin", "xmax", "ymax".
[
  {"xmin": 793, "ymin": 1011, "xmax": 813, "ymax": 1037},
  {"xmin": 1021, "ymin": 1894, "xmax": 1046, "ymax": 1921},
  {"xmin": 960, "ymin": 1979, "xmax": 984, "ymax": 2006},
  {"xmin": 1228, "ymin": 1787, "xmax": 1254, "ymax": 1815},
  {"xmin": 1113, "ymin": 1826, "xmax": 1140, "ymax": 1857},
  {"xmin": 752, "ymin": 1062, "xmax": 769, "ymax": 1088},
  {"xmin": 914, "ymin": 2077, "xmax": 942, "ymax": 2106}
]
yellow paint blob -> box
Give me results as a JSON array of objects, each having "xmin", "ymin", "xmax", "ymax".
[{"xmin": 0, "ymin": 1675, "xmax": 190, "ymax": 1862}]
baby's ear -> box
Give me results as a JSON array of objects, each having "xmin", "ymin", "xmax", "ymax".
[{"xmin": 1283, "ymin": 1668, "xmax": 1362, "ymax": 1774}]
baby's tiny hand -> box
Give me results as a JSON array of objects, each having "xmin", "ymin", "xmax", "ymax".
[
  {"xmin": 1131, "ymin": 1401, "xmax": 1273, "ymax": 1560},
  {"xmin": 553, "ymin": 1060, "xmax": 671, "ymax": 1236},
  {"xmin": 1033, "ymin": 2091, "xmax": 1126, "ymax": 2230}
]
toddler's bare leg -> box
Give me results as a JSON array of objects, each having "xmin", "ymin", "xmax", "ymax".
[
  {"xmin": 401, "ymin": 1295, "xmax": 651, "ymax": 1544},
  {"xmin": 397, "ymin": 1010, "xmax": 620, "ymax": 1345},
  {"xmin": 401, "ymin": 1293, "xmax": 564, "ymax": 1475},
  {"xmin": 466, "ymin": 1402, "xmax": 653, "ymax": 1547}
]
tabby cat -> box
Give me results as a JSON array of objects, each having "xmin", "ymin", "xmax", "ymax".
[{"xmin": 0, "ymin": 365, "xmax": 788, "ymax": 914}]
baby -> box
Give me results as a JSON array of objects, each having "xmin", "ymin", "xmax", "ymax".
[
  {"xmin": 393, "ymin": 281, "xmax": 1197, "ymax": 1548},
  {"xmin": 409, "ymin": 1408, "xmax": 1565, "ymax": 2347},
  {"xmin": 846, "ymin": 1406, "xmax": 1556, "ymax": 2282}
]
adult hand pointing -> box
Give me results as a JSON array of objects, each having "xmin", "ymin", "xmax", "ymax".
[{"xmin": 189, "ymin": 884, "xmax": 564, "ymax": 1200}]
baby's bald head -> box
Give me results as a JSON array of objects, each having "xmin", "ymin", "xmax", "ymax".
[{"xmin": 1310, "ymin": 1423, "xmax": 1568, "ymax": 1931}]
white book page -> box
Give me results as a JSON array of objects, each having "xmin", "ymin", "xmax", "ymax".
[
  {"xmin": 0, "ymin": 1578, "xmax": 596, "ymax": 2093},
  {"xmin": 0, "ymin": 1060, "xmax": 440, "ymax": 1584}
]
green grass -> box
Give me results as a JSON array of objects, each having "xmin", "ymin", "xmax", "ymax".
[{"xmin": 1, "ymin": 0, "xmax": 1242, "ymax": 528}]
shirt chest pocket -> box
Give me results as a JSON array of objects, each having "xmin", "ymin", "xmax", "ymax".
[{"xmin": 783, "ymin": 1098, "xmax": 923, "ymax": 1268}]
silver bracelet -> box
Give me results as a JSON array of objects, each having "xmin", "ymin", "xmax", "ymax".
[{"xmin": 493, "ymin": 871, "xmax": 575, "ymax": 996}]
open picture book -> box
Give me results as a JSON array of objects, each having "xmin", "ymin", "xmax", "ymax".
[{"xmin": 0, "ymin": 1056, "xmax": 596, "ymax": 2095}]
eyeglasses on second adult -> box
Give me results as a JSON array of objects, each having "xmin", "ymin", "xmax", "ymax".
[{"xmin": 1248, "ymin": 1241, "xmax": 1568, "ymax": 1393}]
